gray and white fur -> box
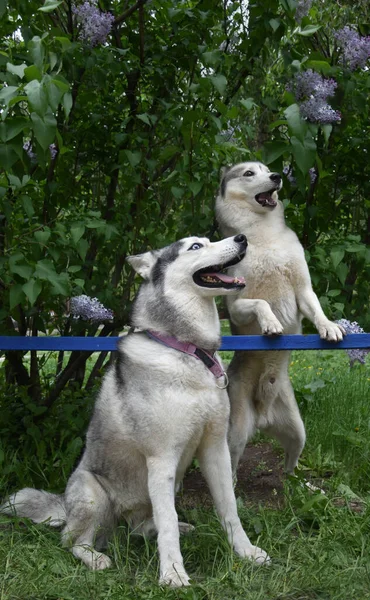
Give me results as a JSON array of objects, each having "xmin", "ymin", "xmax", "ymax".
[
  {"xmin": 216, "ymin": 162, "xmax": 345, "ymax": 476},
  {"xmin": 1, "ymin": 234, "xmax": 270, "ymax": 587}
]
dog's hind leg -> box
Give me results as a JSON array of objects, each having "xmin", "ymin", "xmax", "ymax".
[
  {"xmin": 227, "ymin": 374, "xmax": 256, "ymax": 476},
  {"xmin": 197, "ymin": 436, "xmax": 270, "ymax": 564},
  {"xmin": 62, "ymin": 469, "xmax": 115, "ymax": 570},
  {"xmin": 146, "ymin": 456, "xmax": 190, "ymax": 587},
  {"xmin": 263, "ymin": 384, "xmax": 306, "ymax": 474}
]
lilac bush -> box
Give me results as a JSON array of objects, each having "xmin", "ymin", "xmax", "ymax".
[
  {"xmin": 295, "ymin": 0, "xmax": 313, "ymax": 23},
  {"xmin": 335, "ymin": 26, "xmax": 370, "ymax": 71},
  {"xmin": 336, "ymin": 319, "xmax": 369, "ymax": 366},
  {"xmin": 73, "ymin": 0, "xmax": 114, "ymax": 47},
  {"xmin": 288, "ymin": 69, "xmax": 341, "ymax": 124},
  {"xmin": 70, "ymin": 295, "xmax": 114, "ymax": 322}
]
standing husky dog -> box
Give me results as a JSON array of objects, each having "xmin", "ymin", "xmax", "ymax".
[
  {"xmin": 1, "ymin": 234, "xmax": 271, "ymax": 587},
  {"xmin": 215, "ymin": 162, "xmax": 345, "ymax": 476}
]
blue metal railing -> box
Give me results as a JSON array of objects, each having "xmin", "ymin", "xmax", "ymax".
[{"xmin": 0, "ymin": 334, "xmax": 369, "ymax": 352}]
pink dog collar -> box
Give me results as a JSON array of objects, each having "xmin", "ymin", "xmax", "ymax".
[{"xmin": 145, "ymin": 330, "xmax": 228, "ymax": 387}]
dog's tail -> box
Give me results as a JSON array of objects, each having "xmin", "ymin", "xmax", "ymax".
[{"xmin": 1, "ymin": 488, "xmax": 66, "ymax": 527}]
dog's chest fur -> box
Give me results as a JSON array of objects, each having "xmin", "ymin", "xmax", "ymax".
[{"xmin": 228, "ymin": 240, "xmax": 301, "ymax": 332}]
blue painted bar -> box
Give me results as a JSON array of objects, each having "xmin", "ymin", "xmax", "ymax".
[{"xmin": 0, "ymin": 333, "xmax": 369, "ymax": 352}]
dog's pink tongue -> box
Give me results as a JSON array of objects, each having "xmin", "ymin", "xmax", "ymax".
[{"xmin": 207, "ymin": 272, "xmax": 246, "ymax": 284}]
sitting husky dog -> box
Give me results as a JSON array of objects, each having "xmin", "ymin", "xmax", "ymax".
[
  {"xmin": 1, "ymin": 234, "xmax": 270, "ymax": 587},
  {"xmin": 215, "ymin": 162, "xmax": 345, "ymax": 476}
]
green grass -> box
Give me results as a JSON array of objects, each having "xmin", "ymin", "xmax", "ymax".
[{"xmin": 1, "ymin": 348, "xmax": 370, "ymax": 599}]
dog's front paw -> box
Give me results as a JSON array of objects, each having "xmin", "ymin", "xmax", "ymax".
[
  {"xmin": 317, "ymin": 320, "xmax": 345, "ymax": 342},
  {"xmin": 91, "ymin": 552, "xmax": 112, "ymax": 570},
  {"xmin": 178, "ymin": 522, "xmax": 195, "ymax": 535},
  {"xmin": 159, "ymin": 565, "xmax": 191, "ymax": 587},
  {"xmin": 239, "ymin": 544, "xmax": 271, "ymax": 565},
  {"xmin": 260, "ymin": 315, "xmax": 283, "ymax": 336}
]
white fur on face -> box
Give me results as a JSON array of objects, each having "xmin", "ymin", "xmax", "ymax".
[
  {"xmin": 221, "ymin": 161, "xmax": 282, "ymax": 213},
  {"xmin": 162, "ymin": 236, "xmax": 246, "ymax": 298}
]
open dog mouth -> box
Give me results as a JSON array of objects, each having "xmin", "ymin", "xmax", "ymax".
[
  {"xmin": 193, "ymin": 252, "xmax": 246, "ymax": 289},
  {"xmin": 255, "ymin": 189, "xmax": 277, "ymax": 208}
]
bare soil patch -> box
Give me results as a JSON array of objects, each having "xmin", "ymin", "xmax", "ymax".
[{"xmin": 178, "ymin": 441, "xmax": 285, "ymax": 509}]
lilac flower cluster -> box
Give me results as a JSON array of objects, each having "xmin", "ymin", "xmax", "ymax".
[
  {"xmin": 23, "ymin": 142, "xmax": 58, "ymax": 161},
  {"xmin": 70, "ymin": 295, "xmax": 114, "ymax": 322},
  {"xmin": 336, "ymin": 319, "xmax": 369, "ymax": 366},
  {"xmin": 283, "ymin": 165, "xmax": 317, "ymax": 185},
  {"xmin": 49, "ymin": 143, "xmax": 58, "ymax": 160},
  {"xmin": 288, "ymin": 69, "xmax": 341, "ymax": 124},
  {"xmin": 335, "ymin": 26, "xmax": 370, "ymax": 71},
  {"xmin": 73, "ymin": 0, "xmax": 114, "ymax": 47},
  {"xmin": 23, "ymin": 141, "xmax": 37, "ymax": 163},
  {"xmin": 295, "ymin": 0, "xmax": 313, "ymax": 23}
]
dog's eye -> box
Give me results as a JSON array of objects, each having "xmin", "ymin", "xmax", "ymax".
[
  {"xmin": 188, "ymin": 243, "xmax": 203, "ymax": 251},
  {"xmin": 243, "ymin": 171, "xmax": 254, "ymax": 177}
]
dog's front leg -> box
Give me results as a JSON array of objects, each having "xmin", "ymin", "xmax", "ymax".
[
  {"xmin": 229, "ymin": 298, "xmax": 283, "ymax": 335},
  {"xmin": 296, "ymin": 286, "xmax": 345, "ymax": 341},
  {"xmin": 146, "ymin": 456, "xmax": 190, "ymax": 588},
  {"xmin": 197, "ymin": 437, "xmax": 270, "ymax": 564}
]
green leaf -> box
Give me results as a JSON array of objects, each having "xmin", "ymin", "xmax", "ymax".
[
  {"xmin": 24, "ymin": 65, "xmax": 42, "ymax": 82},
  {"xmin": 345, "ymin": 244, "xmax": 365, "ymax": 253},
  {"xmin": 336, "ymin": 263, "xmax": 348, "ymax": 286},
  {"xmin": 6, "ymin": 62, "xmax": 27, "ymax": 79},
  {"xmin": 63, "ymin": 91, "xmax": 72, "ymax": 119},
  {"xmin": 35, "ymin": 259, "xmax": 56, "ymax": 280},
  {"xmin": 269, "ymin": 19, "xmax": 280, "ymax": 32},
  {"xmin": 124, "ymin": 150, "xmax": 142, "ymax": 167},
  {"xmin": 22, "ymin": 278, "xmax": 42, "ymax": 306},
  {"xmin": 0, "ymin": 117, "xmax": 29, "ymax": 142},
  {"xmin": 298, "ymin": 24, "xmax": 321, "ymax": 37},
  {"xmin": 49, "ymin": 272, "xmax": 70, "ymax": 296},
  {"xmin": 330, "ymin": 249, "xmax": 344, "ymax": 268},
  {"xmin": 189, "ymin": 181, "xmax": 202, "ymax": 196},
  {"xmin": 240, "ymin": 98, "xmax": 256, "ymax": 110},
  {"xmin": 34, "ymin": 230, "xmax": 51, "ymax": 245},
  {"xmin": 0, "ymin": 86, "xmax": 18, "ymax": 107},
  {"xmin": 11, "ymin": 264, "xmax": 33, "ymax": 279},
  {"xmin": 46, "ymin": 81, "xmax": 63, "ymax": 112},
  {"xmin": 22, "ymin": 195, "xmax": 35, "ymax": 217},
  {"xmin": 284, "ymin": 103, "xmax": 306, "ymax": 141},
  {"xmin": 38, "ymin": 0, "xmax": 64, "ymax": 12},
  {"xmin": 202, "ymin": 50, "xmax": 221, "ymax": 66},
  {"xmin": 0, "ymin": 144, "xmax": 18, "ymax": 170},
  {"xmin": 25, "ymin": 80, "xmax": 48, "ymax": 116},
  {"xmin": 28, "ymin": 36, "xmax": 45, "ymax": 70},
  {"xmin": 31, "ymin": 112, "xmax": 57, "ymax": 150},
  {"xmin": 263, "ymin": 141, "xmax": 288, "ymax": 165},
  {"xmin": 290, "ymin": 136, "xmax": 316, "ymax": 174},
  {"xmin": 77, "ymin": 239, "xmax": 88, "ymax": 261},
  {"xmin": 210, "ymin": 74, "xmax": 227, "ymax": 95},
  {"xmin": 10, "ymin": 284, "xmax": 25, "ymax": 309},
  {"xmin": 71, "ymin": 224, "xmax": 85, "ymax": 244}
]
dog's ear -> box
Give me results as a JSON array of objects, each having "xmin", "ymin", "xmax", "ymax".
[
  {"xmin": 126, "ymin": 252, "xmax": 156, "ymax": 280},
  {"xmin": 219, "ymin": 166, "xmax": 231, "ymax": 181}
]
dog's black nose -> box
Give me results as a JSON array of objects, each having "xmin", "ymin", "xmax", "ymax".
[
  {"xmin": 234, "ymin": 234, "xmax": 247, "ymax": 246},
  {"xmin": 269, "ymin": 173, "xmax": 281, "ymax": 184}
]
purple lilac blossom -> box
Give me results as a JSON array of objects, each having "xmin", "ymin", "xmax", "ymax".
[
  {"xmin": 335, "ymin": 26, "xmax": 370, "ymax": 71},
  {"xmin": 70, "ymin": 295, "xmax": 114, "ymax": 322},
  {"xmin": 283, "ymin": 165, "xmax": 317, "ymax": 185},
  {"xmin": 300, "ymin": 96, "xmax": 341, "ymax": 124},
  {"xmin": 288, "ymin": 70, "xmax": 340, "ymax": 124},
  {"xmin": 73, "ymin": 1, "xmax": 114, "ymax": 47},
  {"xmin": 289, "ymin": 69, "xmax": 337, "ymax": 101},
  {"xmin": 23, "ymin": 141, "xmax": 37, "ymax": 163},
  {"xmin": 49, "ymin": 143, "xmax": 57, "ymax": 160},
  {"xmin": 336, "ymin": 319, "xmax": 369, "ymax": 365},
  {"xmin": 295, "ymin": 0, "xmax": 313, "ymax": 23}
]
